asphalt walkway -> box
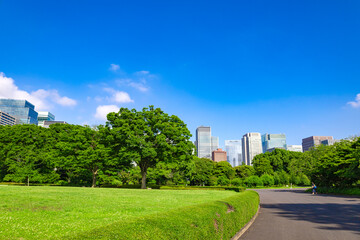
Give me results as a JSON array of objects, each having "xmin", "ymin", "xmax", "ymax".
[{"xmin": 240, "ymin": 188, "xmax": 360, "ymax": 240}]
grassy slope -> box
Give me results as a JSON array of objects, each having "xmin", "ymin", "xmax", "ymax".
[
  {"xmin": 68, "ymin": 191, "xmax": 259, "ymax": 240},
  {"xmin": 0, "ymin": 186, "xmax": 258, "ymax": 240}
]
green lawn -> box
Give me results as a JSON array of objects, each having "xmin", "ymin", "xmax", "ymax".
[{"xmin": 0, "ymin": 186, "xmax": 259, "ymax": 240}]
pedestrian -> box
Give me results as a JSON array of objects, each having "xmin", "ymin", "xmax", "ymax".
[{"xmin": 312, "ymin": 182, "xmax": 317, "ymax": 195}]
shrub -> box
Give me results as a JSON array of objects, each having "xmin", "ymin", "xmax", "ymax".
[
  {"xmin": 299, "ymin": 174, "xmax": 311, "ymax": 186},
  {"xmin": 217, "ymin": 176, "xmax": 230, "ymax": 186},
  {"xmin": 231, "ymin": 178, "xmax": 243, "ymax": 187},
  {"xmin": 290, "ymin": 175, "xmax": 300, "ymax": 185},
  {"xmin": 273, "ymin": 172, "xmax": 281, "ymax": 185},
  {"xmin": 245, "ymin": 176, "xmax": 263, "ymax": 187},
  {"xmin": 260, "ymin": 174, "xmax": 274, "ymax": 187}
]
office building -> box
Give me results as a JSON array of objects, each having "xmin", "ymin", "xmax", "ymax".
[
  {"xmin": 262, "ymin": 133, "xmax": 287, "ymax": 153},
  {"xmin": 38, "ymin": 111, "xmax": 55, "ymax": 127},
  {"xmin": 321, "ymin": 139, "xmax": 339, "ymax": 146},
  {"xmin": 242, "ymin": 132, "xmax": 262, "ymax": 166},
  {"xmin": 287, "ymin": 145, "xmax": 303, "ymax": 152},
  {"xmin": 212, "ymin": 148, "xmax": 227, "ymax": 162},
  {"xmin": 0, "ymin": 111, "xmax": 16, "ymax": 126},
  {"xmin": 196, "ymin": 126, "xmax": 219, "ymax": 159},
  {"xmin": 211, "ymin": 136, "xmax": 219, "ymax": 153},
  {"xmin": 196, "ymin": 126, "xmax": 212, "ymax": 159},
  {"xmin": 0, "ymin": 99, "xmax": 38, "ymax": 124},
  {"xmin": 43, "ymin": 121, "xmax": 67, "ymax": 128},
  {"xmin": 302, "ymin": 136, "xmax": 334, "ymax": 152},
  {"xmin": 225, "ymin": 140, "xmax": 242, "ymax": 167}
]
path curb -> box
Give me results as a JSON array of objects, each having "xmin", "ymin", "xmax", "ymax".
[{"xmin": 231, "ymin": 205, "xmax": 260, "ymax": 240}]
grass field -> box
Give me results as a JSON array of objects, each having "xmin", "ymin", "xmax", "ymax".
[{"xmin": 0, "ymin": 185, "xmax": 259, "ymax": 240}]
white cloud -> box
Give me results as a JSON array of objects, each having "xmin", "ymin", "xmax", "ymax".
[
  {"xmin": 94, "ymin": 105, "xmax": 119, "ymax": 120},
  {"xmin": 102, "ymin": 87, "xmax": 134, "ymax": 103},
  {"xmin": 0, "ymin": 72, "xmax": 77, "ymax": 110},
  {"xmin": 128, "ymin": 82, "xmax": 149, "ymax": 92},
  {"xmin": 109, "ymin": 64, "xmax": 120, "ymax": 72},
  {"xmin": 114, "ymin": 91, "xmax": 133, "ymax": 103},
  {"xmin": 112, "ymin": 68, "xmax": 156, "ymax": 92},
  {"xmin": 347, "ymin": 93, "xmax": 360, "ymax": 108}
]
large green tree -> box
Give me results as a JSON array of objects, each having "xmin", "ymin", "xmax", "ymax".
[
  {"xmin": 51, "ymin": 124, "xmax": 114, "ymax": 187},
  {"xmin": 107, "ymin": 106, "xmax": 194, "ymax": 189},
  {"xmin": 1, "ymin": 125, "xmax": 57, "ymax": 186}
]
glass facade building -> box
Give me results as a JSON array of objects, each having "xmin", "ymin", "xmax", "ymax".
[
  {"xmin": 225, "ymin": 140, "xmax": 242, "ymax": 167},
  {"xmin": 0, "ymin": 111, "xmax": 16, "ymax": 126},
  {"xmin": 242, "ymin": 133, "xmax": 262, "ymax": 166},
  {"xmin": 38, "ymin": 111, "xmax": 55, "ymax": 127},
  {"xmin": 196, "ymin": 126, "xmax": 212, "ymax": 159},
  {"xmin": 262, "ymin": 133, "xmax": 287, "ymax": 153},
  {"xmin": 211, "ymin": 136, "xmax": 219, "ymax": 153},
  {"xmin": 0, "ymin": 99, "xmax": 38, "ymax": 124}
]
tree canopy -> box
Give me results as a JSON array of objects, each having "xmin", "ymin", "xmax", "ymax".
[{"xmin": 106, "ymin": 105, "xmax": 194, "ymax": 188}]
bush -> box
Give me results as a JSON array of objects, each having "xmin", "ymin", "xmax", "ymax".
[
  {"xmin": 299, "ymin": 174, "xmax": 311, "ymax": 186},
  {"xmin": 231, "ymin": 178, "xmax": 243, "ymax": 187},
  {"xmin": 245, "ymin": 176, "xmax": 263, "ymax": 187},
  {"xmin": 290, "ymin": 175, "xmax": 300, "ymax": 185},
  {"xmin": 260, "ymin": 174, "xmax": 274, "ymax": 187},
  {"xmin": 273, "ymin": 172, "xmax": 281, "ymax": 185},
  {"xmin": 217, "ymin": 176, "xmax": 230, "ymax": 186},
  {"xmin": 278, "ymin": 171, "xmax": 290, "ymax": 185}
]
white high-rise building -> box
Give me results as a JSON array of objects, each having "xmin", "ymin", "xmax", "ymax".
[
  {"xmin": 211, "ymin": 136, "xmax": 219, "ymax": 153},
  {"xmin": 196, "ymin": 126, "xmax": 219, "ymax": 159},
  {"xmin": 225, "ymin": 140, "xmax": 242, "ymax": 167},
  {"xmin": 196, "ymin": 126, "xmax": 211, "ymax": 159},
  {"xmin": 287, "ymin": 145, "xmax": 303, "ymax": 152},
  {"xmin": 242, "ymin": 133, "xmax": 262, "ymax": 166}
]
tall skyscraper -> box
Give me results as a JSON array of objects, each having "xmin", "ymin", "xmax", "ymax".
[
  {"xmin": 38, "ymin": 111, "xmax": 55, "ymax": 127},
  {"xmin": 302, "ymin": 136, "xmax": 334, "ymax": 152},
  {"xmin": 0, "ymin": 99, "xmax": 38, "ymax": 124},
  {"xmin": 242, "ymin": 133, "xmax": 262, "ymax": 166},
  {"xmin": 196, "ymin": 126, "xmax": 219, "ymax": 159},
  {"xmin": 262, "ymin": 133, "xmax": 287, "ymax": 152},
  {"xmin": 211, "ymin": 136, "xmax": 219, "ymax": 153},
  {"xmin": 196, "ymin": 126, "xmax": 212, "ymax": 159},
  {"xmin": 225, "ymin": 140, "xmax": 242, "ymax": 167}
]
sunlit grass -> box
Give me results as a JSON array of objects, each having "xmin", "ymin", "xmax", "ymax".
[{"xmin": 0, "ymin": 185, "xmax": 247, "ymax": 239}]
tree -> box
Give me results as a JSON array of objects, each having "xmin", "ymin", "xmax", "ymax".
[
  {"xmin": 51, "ymin": 124, "xmax": 113, "ymax": 187},
  {"xmin": 234, "ymin": 165, "xmax": 255, "ymax": 179},
  {"xmin": 107, "ymin": 106, "xmax": 194, "ymax": 189},
  {"xmin": 190, "ymin": 157, "xmax": 215, "ymax": 186},
  {"xmin": 260, "ymin": 174, "xmax": 274, "ymax": 187},
  {"xmin": 213, "ymin": 161, "xmax": 235, "ymax": 180},
  {"xmin": 1, "ymin": 125, "xmax": 57, "ymax": 186}
]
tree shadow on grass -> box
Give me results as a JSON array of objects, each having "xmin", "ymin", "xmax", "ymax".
[{"xmin": 261, "ymin": 202, "xmax": 360, "ymax": 235}]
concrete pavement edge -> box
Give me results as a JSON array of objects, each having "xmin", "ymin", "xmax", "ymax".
[{"xmin": 231, "ymin": 205, "xmax": 260, "ymax": 240}]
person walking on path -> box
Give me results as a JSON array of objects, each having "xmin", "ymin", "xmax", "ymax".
[{"xmin": 312, "ymin": 182, "xmax": 317, "ymax": 195}]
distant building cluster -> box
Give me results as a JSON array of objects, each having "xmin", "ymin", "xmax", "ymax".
[
  {"xmin": 0, "ymin": 98, "xmax": 67, "ymax": 127},
  {"xmin": 195, "ymin": 126, "xmax": 337, "ymax": 167}
]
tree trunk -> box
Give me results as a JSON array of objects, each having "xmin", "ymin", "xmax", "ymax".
[
  {"xmin": 92, "ymin": 169, "xmax": 98, "ymax": 188},
  {"xmin": 27, "ymin": 176, "xmax": 29, "ymax": 186},
  {"xmin": 141, "ymin": 168, "xmax": 147, "ymax": 189}
]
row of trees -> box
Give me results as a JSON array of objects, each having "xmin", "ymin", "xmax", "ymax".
[{"xmin": 0, "ymin": 105, "xmax": 359, "ymax": 189}]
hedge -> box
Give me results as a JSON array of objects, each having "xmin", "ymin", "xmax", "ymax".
[{"xmin": 62, "ymin": 190, "xmax": 259, "ymax": 240}]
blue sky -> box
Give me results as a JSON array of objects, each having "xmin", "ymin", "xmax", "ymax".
[{"xmin": 0, "ymin": 0, "xmax": 359, "ymax": 146}]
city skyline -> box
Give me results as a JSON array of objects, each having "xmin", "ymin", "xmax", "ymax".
[{"xmin": 1, "ymin": 1, "xmax": 359, "ymax": 146}]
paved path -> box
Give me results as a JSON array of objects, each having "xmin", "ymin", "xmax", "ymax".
[{"xmin": 240, "ymin": 189, "xmax": 360, "ymax": 240}]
